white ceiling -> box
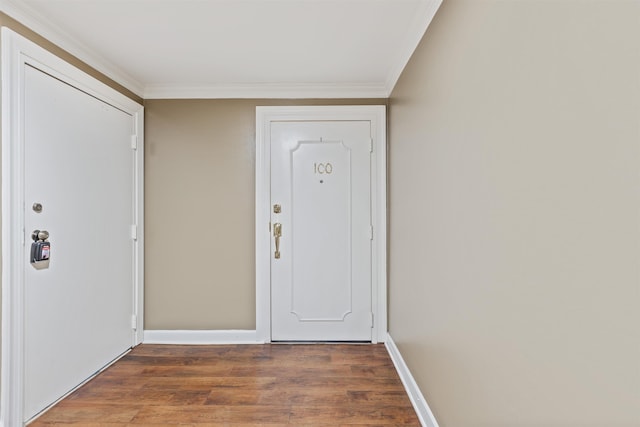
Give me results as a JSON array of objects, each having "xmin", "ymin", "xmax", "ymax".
[{"xmin": 0, "ymin": 0, "xmax": 441, "ymax": 98}]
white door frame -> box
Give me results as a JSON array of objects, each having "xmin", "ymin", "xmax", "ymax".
[
  {"xmin": 255, "ymin": 105, "xmax": 387, "ymax": 343},
  {"xmin": 1, "ymin": 29, "xmax": 144, "ymax": 427}
]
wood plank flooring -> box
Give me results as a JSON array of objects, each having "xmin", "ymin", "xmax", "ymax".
[{"xmin": 30, "ymin": 344, "xmax": 420, "ymax": 426}]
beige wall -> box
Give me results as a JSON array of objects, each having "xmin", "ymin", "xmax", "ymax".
[
  {"xmin": 144, "ymin": 98, "xmax": 386, "ymax": 330},
  {"xmin": 389, "ymin": 1, "xmax": 640, "ymax": 426}
]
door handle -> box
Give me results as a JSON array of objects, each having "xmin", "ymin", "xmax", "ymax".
[{"xmin": 273, "ymin": 223, "xmax": 282, "ymax": 259}]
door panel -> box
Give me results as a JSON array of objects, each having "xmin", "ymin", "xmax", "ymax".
[
  {"xmin": 23, "ymin": 65, "xmax": 134, "ymax": 421},
  {"xmin": 291, "ymin": 140, "xmax": 351, "ymax": 321},
  {"xmin": 271, "ymin": 121, "xmax": 372, "ymax": 341}
]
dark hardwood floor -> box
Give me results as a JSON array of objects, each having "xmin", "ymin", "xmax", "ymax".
[{"xmin": 30, "ymin": 344, "xmax": 421, "ymax": 426}]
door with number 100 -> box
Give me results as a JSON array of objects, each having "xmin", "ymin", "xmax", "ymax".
[{"xmin": 270, "ymin": 120, "xmax": 373, "ymax": 341}]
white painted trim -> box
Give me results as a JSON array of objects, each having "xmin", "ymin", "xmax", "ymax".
[
  {"xmin": 144, "ymin": 82, "xmax": 389, "ymax": 99},
  {"xmin": 0, "ymin": 28, "xmax": 144, "ymax": 427},
  {"xmin": 0, "ymin": 0, "xmax": 441, "ymax": 99},
  {"xmin": 0, "ymin": 0, "xmax": 144, "ymax": 96},
  {"xmin": 255, "ymin": 106, "xmax": 387, "ymax": 344},
  {"xmin": 1, "ymin": 26, "xmax": 25, "ymax": 427},
  {"xmin": 384, "ymin": 0, "xmax": 443, "ymax": 95},
  {"xmin": 133, "ymin": 110, "xmax": 145, "ymax": 346},
  {"xmin": 143, "ymin": 330, "xmax": 265, "ymax": 345},
  {"xmin": 370, "ymin": 108, "xmax": 388, "ymax": 343},
  {"xmin": 255, "ymin": 108, "xmax": 271, "ymax": 344},
  {"xmin": 385, "ymin": 334, "xmax": 440, "ymax": 427}
]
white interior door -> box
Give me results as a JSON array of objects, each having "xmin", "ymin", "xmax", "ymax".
[
  {"xmin": 23, "ymin": 64, "xmax": 135, "ymax": 421},
  {"xmin": 270, "ymin": 121, "xmax": 372, "ymax": 341}
]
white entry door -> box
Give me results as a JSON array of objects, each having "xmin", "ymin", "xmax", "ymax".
[
  {"xmin": 22, "ymin": 65, "xmax": 135, "ymax": 421},
  {"xmin": 270, "ymin": 121, "xmax": 373, "ymax": 341}
]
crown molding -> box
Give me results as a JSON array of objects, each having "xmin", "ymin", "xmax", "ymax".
[
  {"xmin": 384, "ymin": 0, "xmax": 443, "ymax": 95},
  {"xmin": 144, "ymin": 82, "xmax": 390, "ymax": 99},
  {"xmin": 0, "ymin": 0, "xmax": 440, "ymax": 100},
  {"xmin": 0, "ymin": 0, "xmax": 144, "ymax": 96}
]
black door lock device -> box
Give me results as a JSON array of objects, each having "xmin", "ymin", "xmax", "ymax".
[{"xmin": 31, "ymin": 229, "xmax": 50, "ymax": 264}]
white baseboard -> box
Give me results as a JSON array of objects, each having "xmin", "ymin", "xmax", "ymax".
[
  {"xmin": 143, "ymin": 330, "xmax": 264, "ymax": 345},
  {"xmin": 385, "ymin": 333, "xmax": 439, "ymax": 427}
]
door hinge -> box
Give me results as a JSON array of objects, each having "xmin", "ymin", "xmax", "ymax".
[
  {"xmin": 131, "ymin": 225, "xmax": 138, "ymax": 240},
  {"xmin": 131, "ymin": 135, "xmax": 138, "ymax": 150},
  {"xmin": 370, "ymin": 312, "xmax": 374, "ymax": 328},
  {"xmin": 369, "ymin": 138, "xmax": 374, "ymax": 153},
  {"xmin": 131, "ymin": 314, "xmax": 137, "ymax": 330},
  {"xmin": 369, "ymin": 225, "xmax": 374, "ymax": 240}
]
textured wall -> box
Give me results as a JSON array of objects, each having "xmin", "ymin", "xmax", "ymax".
[
  {"xmin": 388, "ymin": 1, "xmax": 640, "ymax": 426},
  {"xmin": 143, "ymin": 99, "xmax": 386, "ymax": 330}
]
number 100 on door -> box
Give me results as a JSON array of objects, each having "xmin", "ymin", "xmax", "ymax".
[{"xmin": 314, "ymin": 162, "xmax": 333, "ymax": 174}]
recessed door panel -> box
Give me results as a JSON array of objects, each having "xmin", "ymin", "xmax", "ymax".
[
  {"xmin": 271, "ymin": 121, "xmax": 372, "ymax": 341},
  {"xmin": 291, "ymin": 141, "xmax": 351, "ymax": 321}
]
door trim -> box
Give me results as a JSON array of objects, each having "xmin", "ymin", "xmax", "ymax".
[
  {"xmin": 1, "ymin": 29, "xmax": 144, "ymax": 427},
  {"xmin": 255, "ymin": 106, "xmax": 387, "ymax": 343}
]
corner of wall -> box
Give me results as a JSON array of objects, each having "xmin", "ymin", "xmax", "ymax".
[{"xmin": 385, "ymin": 333, "xmax": 439, "ymax": 427}]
